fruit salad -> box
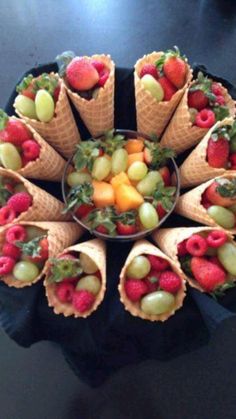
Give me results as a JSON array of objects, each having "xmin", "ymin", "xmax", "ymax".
[
  {"xmin": 206, "ymin": 120, "xmax": 236, "ymax": 169},
  {"xmin": 178, "ymin": 229, "xmax": 236, "ymax": 295},
  {"xmin": 14, "ymin": 73, "xmax": 60, "ymax": 122},
  {"xmin": 64, "ymin": 131, "xmax": 177, "ymax": 237},
  {"xmin": 0, "ymin": 111, "xmax": 40, "ymax": 170},
  {"xmin": 187, "ymin": 72, "xmax": 231, "ymax": 129},
  {"xmin": 0, "ymin": 224, "xmax": 49, "ymax": 286}
]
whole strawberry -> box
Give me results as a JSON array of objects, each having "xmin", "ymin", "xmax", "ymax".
[
  {"xmin": 0, "ymin": 111, "xmax": 31, "ymax": 146},
  {"xmin": 207, "ymin": 137, "xmax": 229, "ymax": 168},
  {"xmin": 125, "ymin": 279, "xmax": 148, "ymax": 302},
  {"xmin": 191, "ymin": 256, "xmax": 226, "ymax": 292},
  {"xmin": 188, "ymin": 90, "xmax": 209, "ymax": 111},
  {"xmin": 158, "ymin": 76, "xmax": 177, "ymax": 101},
  {"xmin": 159, "ymin": 47, "xmax": 187, "ymax": 89},
  {"xmin": 205, "ymin": 179, "xmax": 236, "ymax": 207}
]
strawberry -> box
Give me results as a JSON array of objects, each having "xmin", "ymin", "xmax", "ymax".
[
  {"xmin": 162, "ymin": 50, "xmax": 186, "ymax": 88},
  {"xmin": 16, "ymin": 236, "xmax": 49, "ymax": 263},
  {"xmin": 229, "ymin": 153, "xmax": 236, "ymax": 167},
  {"xmin": 28, "ymin": 238, "xmax": 49, "ymax": 263},
  {"xmin": 191, "ymin": 256, "xmax": 226, "ymax": 292},
  {"xmin": 207, "ymin": 137, "xmax": 229, "ymax": 168},
  {"xmin": 159, "ymin": 271, "xmax": 182, "ymax": 293},
  {"xmin": 205, "ymin": 179, "xmax": 236, "ymax": 207},
  {"xmin": 158, "ymin": 76, "xmax": 177, "ymax": 101},
  {"xmin": 116, "ymin": 222, "xmax": 137, "ymax": 235},
  {"xmin": 201, "ymin": 190, "xmax": 212, "ymax": 209},
  {"xmin": 156, "ymin": 202, "xmax": 166, "ymax": 219},
  {"xmin": 124, "ymin": 279, "xmax": 148, "ymax": 302},
  {"xmin": 87, "ymin": 207, "xmax": 117, "ymax": 236},
  {"xmin": 0, "ymin": 111, "xmax": 32, "ymax": 146},
  {"xmin": 140, "ymin": 64, "xmax": 159, "ymax": 80},
  {"xmin": 159, "ymin": 166, "xmax": 171, "ymax": 186},
  {"xmin": 16, "ymin": 74, "xmax": 36, "ymax": 100},
  {"xmin": 188, "ymin": 90, "xmax": 209, "ymax": 111},
  {"xmin": 72, "ymin": 290, "xmax": 95, "ymax": 313},
  {"xmin": 195, "ymin": 109, "xmax": 216, "ymax": 128},
  {"xmin": 116, "ymin": 210, "xmax": 137, "ymax": 236},
  {"xmin": 96, "ymin": 225, "xmax": 109, "ymax": 234},
  {"xmin": 53, "ymin": 84, "xmax": 61, "ymax": 103},
  {"xmin": 75, "ymin": 203, "xmax": 94, "ymax": 219}
]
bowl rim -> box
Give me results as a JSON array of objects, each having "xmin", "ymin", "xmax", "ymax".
[{"xmin": 61, "ymin": 129, "xmax": 180, "ymax": 242}]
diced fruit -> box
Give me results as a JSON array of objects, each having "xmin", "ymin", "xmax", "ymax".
[
  {"xmin": 158, "ymin": 76, "xmax": 177, "ymax": 101},
  {"xmin": 4, "ymin": 119, "xmax": 31, "ymax": 146},
  {"xmin": 0, "ymin": 206, "xmax": 16, "ymax": 225},
  {"xmin": 0, "ymin": 143, "xmax": 22, "ymax": 170},
  {"xmin": 205, "ymin": 181, "xmax": 236, "ymax": 207},
  {"xmin": 139, "ymin": 202, "xmax": 159, "ymax": 229},
  {"xmin": 67, "ymin": 171, "xmax": 92, "ymax": 187},
  {"xmin": 217, "ymin": 242, "xmax": 236, "ymax": 275},
  {"xmin": 124, "ymin": 279, "xmax": 148, "ymax": 302},
  {"xmin": 115, "ymin": 184, "xmax": 144, "ymax": 212},
  {"xmin": 13, "ymin": 260, "xmax": 39, "ymax": 282},
  {"xmin": 195, "ymin": 109, "xmax": 216, "ymax": 129},
  {"xmin": 111, "ymin": 149, "xmax": 128, "ymax": 175},
  {"xmin": 186, "ymin": 234, "xmax": 208, "ymax": 256},
  {"xmin": 92, "ymin": 156, "xmax": 111, "ymax": 181},
  {"xmin": 110, "ymin": 172, "xmax": 131, "ymax": 190},
  {"xmin": 35, "ymin": 90, "xmax": 55, "ymax": 122},
  {"xmin": 158, "ymin": 166, "xmax": 171, "ymax": 186},
  {"xmin": 14, "ymin": 95, "xmax": 37, "ymax": 119},
  {"xmin": 156, "ymin": 202, "xmax": 166, "ymax": 219},
  {"xmin": 6, "ymin": 225, "xmax": 27, "ymax": 244},
  {"xmin": 75, "ymin": 203, "xmax": 94, "ymax": 219},
  {"xmin": 116, "ymin": 221, "xmax": 137, "ymax": 235},
  {"xmin": 140, "ymin": 64, "xmax": 159, "ymax": 80},
  {"xmin": 141, "ymin": 291, "xmax": 175, "ymax": 315},
  {"xmin": 92, "ymin": 181, "xmax": 115, "ymax": 208},
  {"xmin": 0, "ymin": 256, "xmax": 15, "ymax": 275},
  {"xmin": 206, "ymin": 230, "xmax": 228, "ymax": 248},
  {"xmin": 27, "ymin": 237, "xmax": 49, "ymax": 263},
  {"xmin": 72, "ymin": 290, "xmax": 95, "ymax": 313},
  {"xmin": 124, "ymin": 139, "xmax": 144, "ymax": 154},
  {"xmin": 96, "ymin": 225, "xmax": 108, "ymax": 234},
  {"xmin": 188, "ymin": 90, "xmax": 209, "ymax": 111},
  {"xmin": 159, "ymin": 271, "xmax": 182, "ymax": 293},
  {"xmin": 79, "ymin": 252, "xmax": 98, "ymax": 274},
  {"xmin": 127, "ymin": 152, "xmax": 144, "ymax": 167},
  {"xmin": 76, "ymin": 275, "xmax": 101, "ymax": 295},
  {"xmin": 127, "ymin": 162, "xmax": 148, "ymax": 181},
  {"xmin": 207, "ymin": 137, "xmax": 229, "ymax": 168},
  {"xmin": 136, "ymin": 171, "xmax": 162, "ymax": 196},
  {"xmin": 66, "ymin": 57, "xmax": 99, "ymax": 91},
  {"xmin": 147, "ymin": 254, "xmax": 170, "ymax": 271},
  {"xmin": 190, "ymin": 256, "xmax": 226, "ymax": 292},
  {"xmin": 141, "ymin": 75, "xmax": 164, "ymax": 101},
  {"xmin": 207, "ymin": 205, "xmax": 235, "ymax": 229},
  {"xmin": 56, "ymin": 282, "xmax": 74, "ymax": 303},
  {"xmin": 126, "ymin": 255, "xmax": 151, "ymax": 279}
]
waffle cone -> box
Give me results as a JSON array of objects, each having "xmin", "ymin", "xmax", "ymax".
[
  {"xmin": 178, "ymin": 118, "xmax": 236, "ymax": 187},
  {"xmin": 160, "ymin": 85, "xmax": 235, "ymax": 154},
  {"xmin": 134, "ymin": 52, "xmax": 192, "ymax": 137},
  {"xmin": 0, "ymin": 221, "xmax": 83, "ymax": 288},
  {"xmin": 65, "ymin": 55, "xmax": 115, "ymax": 137},
  {"xmin": 44, "ymin": 239, "xmax": 106, "ymax": 318},
  {"xmin": 175, "ymin": 173, "xmax": 236, "ymax": 232},
  {"xmin": 118, "ymin": 240, "xmax": 186, "ymax": 322},
  {"xmin": 14, "ymin": 76, "xmax": 80, "ymax": 158},
  {"xmin": 153, "ymin": 226, "xmax": 234, "ymax": 291}
]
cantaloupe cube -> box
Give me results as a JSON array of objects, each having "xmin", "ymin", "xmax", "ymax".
[
  {"xmin": 125, "ymin": 139, "xmax": 144, "ymax": 154},
  {"xmin": 110, "ymin": 172, "xmax": 131, "ymax": 190},
  {"xmin": 92, "ymin": 180, "xmax": 115, "ymax": 208},
  {"xmin": 127, "ymin": 152, "xmax": 144, "ymax": 167},
  {"xmin": 115, "ymin": 184, "xmax": 144, "ymax": 212}
]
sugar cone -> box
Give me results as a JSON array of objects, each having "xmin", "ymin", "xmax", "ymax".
[
  {"xmin": 65, "ymin": 54, "xmax": 115, "ymax": 137},
  {"xmin": 44, "ymin": 239, "xmax": 106, "ymax": 318},
  {"xmin": 134, "ymin": 52, "xmax": 192, "ymax": 137},
  {"xmin": 160, "ymin": 85, "xmax": 235, "ymax": 154},
  {"xmin": 0, "ymin": 167, "xmax": 70, "ymax": 222},
  {"xmin": 14, "ymin": 75, "xmax": 80, "ymax": 158},
  {"xmin": 153, "ymin": 226, "xmax": 234, "ymax": 292},
  {"xmin": 118, "ymin": 240, "xmax": 186, "ymax": 322},
  {"xmin": 178, "ymin": 117, "xmax": 236, "ymax": 187},
  {"xmin": 0, "ymin": 221, "xmax": 83, "ymax": 288},
  {"xmin": 175, "ymin": 174, "xmax": 236, "ymax": 233}
]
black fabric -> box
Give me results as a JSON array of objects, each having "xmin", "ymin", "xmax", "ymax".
[{"xmin": 1, "ymin": 64, "xmax": 236, "ymax": 387}]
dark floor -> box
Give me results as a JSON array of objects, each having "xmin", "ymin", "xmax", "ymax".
[{"xmin": 1, "ymin": 0, "xmax": 236, "ymax": 418}]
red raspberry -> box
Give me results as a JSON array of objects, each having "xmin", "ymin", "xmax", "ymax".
[
  {"xmin": 147, "ymin": 254, "xmax": 170, "ymax": 271},
  {"xmin": 22, "ymin": 140, "xmax": 40, "ymax": 161},
  {"xmin": 0, "ymin": 206, "xmax": 16, "ymax": 225},
  {"xmin": 97, "ymin": 70, "xmax": 109, "ymax": 87},
  {"xmin": 206, "ymin": 230, "xmax": 228, "ymax": 248},
  {"xmin": 124, "ymin": 279, "xmax": 148, "ymax": 302},
  {"xmin": 211, "ymin": 82, "xmax": 223, "ymax": 96},
  {"xmin": 144, "ymin": 269, "xmax": 159, "ymax": 293},
  {"xmin": 229, "ymin": 153, "xmax": 236, "ymax": 167},
  {"xmin": 201, "ymin": 190, "xmax": 212, "ymax": 209},
  {"xmin": 72, "ymin": 290, "xmax": 95, "ymax": 313},
  {"xmin": 91, "ymin": 60, "xmax": 105, "ymax": 74},
  {"xmin": 215, "ymin": 95, "xmax": 225, "ymax": 106},
  {"xmin": 7, "ymin": 192, "xmax": 32, "ymax": 213},
  {"xmin": 5, "ymin": 119, "xmax": 31, "ymax": 146},
  {"xmin": 0, "ymin": 256, "xmax": 15, "ymax": 275},
  {"xmin": 177, "ymin": 239, "xmax": 188, "ymax": 256},
  {"xmin": 195, "ymin": 109, "xmax": 216, "ymax": 128},
  {"xmin": 55, "ymin": 282, "xmax": 74, "ymax": 303},
  {"xmin": 2, "ymin": 243, "xmax": 21, "ymax": 260},
  {"xmin": 186, "ymin": 234, "xmax": 208, "ymax": 256},
  {"xmin": 159, "ymin": 271, "xmax": 182, "ymax": 294},
  {"xmin": 6, "ymin": 225, "xmax": 27, "ymax": 244},
  {"xmin": 140, "ymin": 64, "xmax": 159, "ymax": 80}
]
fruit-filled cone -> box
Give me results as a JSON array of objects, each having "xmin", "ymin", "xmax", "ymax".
[
  {"xmin": 118, "ymin": 240, "xmax": 186, "ymax": 322},
  {"xmin": 57, "ymin": 52, "xmax": 115, "ymax": 137},
  {"xmin": 0, "ymin": 221, "xmax": 83, "ymax": 287},
  {"xmin": 175, "ymin": 174, "xmax": 236, "ymax": 232},
  {"xmin": 44, "ymin": 239, "xmax": 106, "ymax": 318},
  {"xmin": 160, "ymin": 72, "xmax": 235, "ymax": 154},
  {"xmin": 13, "ymin": 72, "xmax": 80, "ymax": 158},
  {"xmin": 153, "ymin": 226, "xmax": 236, "ymax": 295},
  {"xmin": 178, "ymin": 117, "xmax": 236, "ymax": 187},
  {"xmin": 134, "ymin": 48, "xmax": 192, "ymax": 137}
]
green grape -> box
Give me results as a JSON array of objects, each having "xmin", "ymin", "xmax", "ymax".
[
  {"xmin": 230, "ymin": 136, "xmax": 236, "ymax": 153},
  {"xmin": 14, "ymin": 183, "xmax": 28, "ymax": 193},
  {"xmin": 26, "ymin": 226, "xmax": 45, "ymax": 240},
  {"xmin": 14, "ymin": 95, "xmax": 37, "ymax": 119},
  {"xmin": 228, "ymin": 204, "xmax": 236, "ymax": 214},
  {"xmin": 111, "ymin": 149, "xmax": 128, "ymax": 174},
  {"xmin": 127, "ymin": 162, "xmax": 148, "ymax": 181},
  {"xmin": 139, "ymin": 202, "xmax": 159, "ymax": 229},
  {"xmin": 13, "ymin": 261, "xmax": 39, "ymax": 282},
  {"xmin": 92, "ymin": 156, "xmax": 111, "ymax": 180},
  {"xmin": 217, "ymin": 242, "xmax": 236, "ymax": 275},
  {"xmin": 207, "ymin": 206, "xmax": 235, "ymax": 229},
  {"xmin": 76, "ymin": 275, "xmax": 101, "ymax": 295},
  {"xmin": 35, "ymin": 89, "xmax": 55, "ymax": 122},
  {"xmin": 67, "ymin": 171, "xmax": 92, "ymax": 187},
  {"xmin": 141, "ymin": 291, "xmax": 175, "ymax": 315},
  {"xmin": 79, "ymin": 252, "xmax": 98, "ymax": 274},
  {"xmin": 0, "ymin": 143, "xmax": 22, "ymax": 170},
  {"xmin": 136, "ymin": 171, "xmax": 162, "ymax": 196},
  {"xmin": 126, "ymin": 255, "xmax": 151, "ymax": 279}
]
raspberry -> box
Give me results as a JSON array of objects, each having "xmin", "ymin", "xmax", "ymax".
[
  {"xmin": 195, "ymin": 109, "xmax": 216, "ymax": 128},
  {"xmin": 6, "ymin": 225, "xmax": 27, "ymax": 244},
  {"xmin": 124, "ymin": 279, "xmax": 148, "ymax": 302},
  {"xmin": 91, "ymin": 60, "xmax": 105, "ymax": 74},
  {"xmin": 147, "ymin": 254, "xmax": 170, "ymax": 271},
  {"xmin": 72, "ymin": 290, "xmax": 95, "ymax": 313},
  {"xmin": 55, "ymin": 282, "xmax": 74, "ymax": 303},
  {"xmin": 5, "ymin": 119, "xmax": 31, "ymax": 146},
  {"xmin": 206, "ymin": 230, "xmax": 228, "ymax": 248},
  {"xmin": 186, "ymin": 234, "xmax": 208, "ymax": 256},
  {"xmin": 215, "ymin": 95, "xmax": 225, "ymax": 105},
  {"xmin": 144, "ymin": 269, "xmax": 159, "ymax": 293},
  {"xmin": 211, "ymin": 82, "xmax": 223, "ymax": 96},
  {"xmin": 0, "ymin": 256, "xmax": 15, "ymax": 275},
  {"xmin": 0, "ymin": 206, "xmax": 16, "ymax": 225},
  {"xmin": 97, "ymin": 70, "xmax": 109, "ymax": 87},
  {"xmin": 2, "ymin": 243, "xmax": 21, "ymax": 260},
  {"xmin": 177, "ymin": 239, "xmax": 188, "ymax": 256},
  {"xmin": 140, "ymin": 64, "xmax": 159, "ymax": 80},
  {"xmin": 22, "ymin": 140, "xmax": 40, "ymax": 161},
  {"xmin": 159, "ymin": 271, "xmax": 182, "ymax": 294},
  {"xmin": 7, "ymin": 192, "xmax": 32, "ymax": 213}
]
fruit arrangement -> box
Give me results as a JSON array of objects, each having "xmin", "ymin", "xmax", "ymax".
[
  {"xmin": 0, "ymin": 175, "xmax": 32, "ymax": 225},
  {"xmin": 44, "ymin": 239, "xmax": 106, "ymax": 318},
  {"xmin": 119, "ymin": 240, "xmax": 185, "ymax": 321},
  {"xmin": 63, "ymin": 130, "xmax": 177, "ymax": 237}
]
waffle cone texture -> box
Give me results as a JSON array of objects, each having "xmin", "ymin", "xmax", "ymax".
[
  {"xmin": 118, "ymin": 240, "xmax": 186, "ymax": 322},
  {"xmin": 44, "ymin": 239, "xmax": 106, "ymax": 318},
  {"xmin": 0, "ymin": 221, "xmax": 83, "ymax": 288}
]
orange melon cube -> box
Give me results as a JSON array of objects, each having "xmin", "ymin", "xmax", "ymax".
[
  {"xmin": 127, "ymin": 152, "xmax": 144, "ymax": 167},
  {"xmin": 125, "ymin": 139, "xmax": 144, "ymax": 154},
  {"xmin": 115, "ymin": 184, "xmax": 144, "ymax": 212},
  {"xmin": 92, "ymin": 180, "xmax": 115, "ymax": 208},
  {"xmin": 110, "ymin": 172, "xmax": 131, "ymax": 190}
]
